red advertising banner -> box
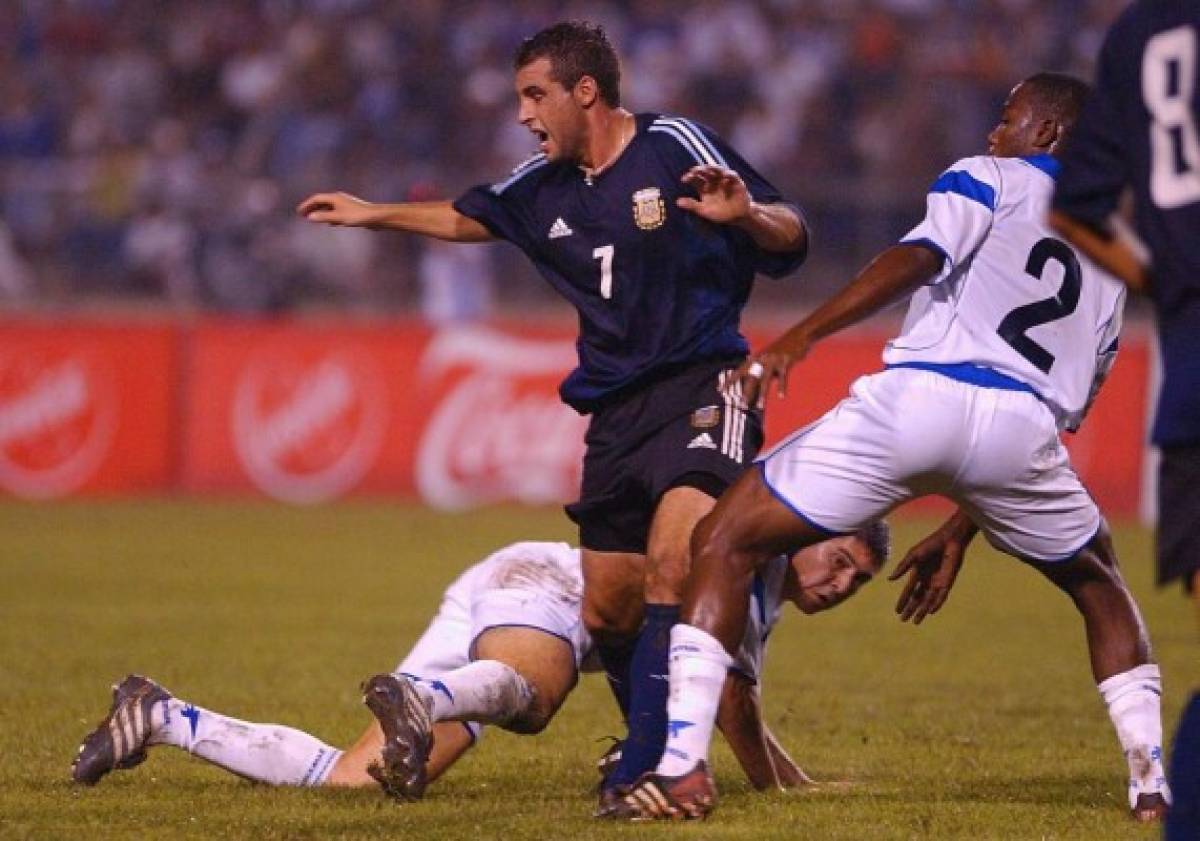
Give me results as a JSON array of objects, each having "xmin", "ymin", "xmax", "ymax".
[
  {"xmin": 0, "ymin": 316, "xmax": 1156, "ymax": 519},
  {"xmin": 0, "ymin": 319, "xmax": 177, "ymax": 498}
]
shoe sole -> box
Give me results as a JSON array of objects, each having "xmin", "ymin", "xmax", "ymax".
[{"xmin": 363, "ymin": 674, "xmax": 433, "ymax": 802}]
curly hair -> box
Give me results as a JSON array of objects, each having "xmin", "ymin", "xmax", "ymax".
[{"xmin": 514, "ymin": 21, "xmax": 621, "ymax": 108}]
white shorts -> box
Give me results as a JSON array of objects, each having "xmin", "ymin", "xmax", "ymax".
[
  {"xmin": 760, "ymin": 368, "xmax": 1101, "ymax": 562},
  {"xmin": 396, "ymin": 544, "xmax": 591, "ymax": 679}
]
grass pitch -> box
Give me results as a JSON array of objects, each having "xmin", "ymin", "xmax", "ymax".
[{"xmin": 0, "ymin": 501, "xmax": 1194, "ymax": 840}]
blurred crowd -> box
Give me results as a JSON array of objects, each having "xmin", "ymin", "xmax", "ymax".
[{"xmin": 0, "ymin": 0, "xmax": 1127, "ymax": 317}]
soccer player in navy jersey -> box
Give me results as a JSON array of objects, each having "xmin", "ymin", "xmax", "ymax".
[
  {"xmin": 297, "ymin": 21, "xmax": 808, "ymax": 812},
  {"xmin": 1049, "ymin": 4, "xmax": 1200, "ymax": 837}
]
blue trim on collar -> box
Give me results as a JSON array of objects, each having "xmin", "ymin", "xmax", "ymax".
[{"xmin": 1020, "ymin": 154, "xmax": 1061, "ymax": 179}]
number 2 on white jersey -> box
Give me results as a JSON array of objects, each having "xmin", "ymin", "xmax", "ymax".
[
  {"xmin": 996, "ymin": 238, "xmax": 1081, "ymax": 374},
  {"xmin": 593, "ymin": 244, "xmax": 614, "ymax": 299},
  {"xmin": 1144, "ymin": 25, "xmax": 1200, "ymax": 208}
]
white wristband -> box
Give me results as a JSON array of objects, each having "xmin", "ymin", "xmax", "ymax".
[{"xmin": 746, "ymin": 361, "xmax": 765, "ymax": 379}]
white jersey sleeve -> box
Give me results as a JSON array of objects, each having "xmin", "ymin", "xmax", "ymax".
[
  {"xmin": 900, "ymin": 156, "xmax": 1000, "ymax": 278},
  {"xmin": 731, "ymin": 555, "xmax": 789, "ymax": 682},
  {"xmin": 884, "ymin": 154, "xmax": 1127, "ymax": 430}
]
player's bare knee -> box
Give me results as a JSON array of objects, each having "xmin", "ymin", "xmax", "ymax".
[{"xmin": 582, "ymin": 597, "xmax": 641, "ymax": 642}]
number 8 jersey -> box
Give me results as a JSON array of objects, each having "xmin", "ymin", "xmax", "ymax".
[{"xmin": 885, "ymin": 154, "xmax": 1126, "ymax": 432}]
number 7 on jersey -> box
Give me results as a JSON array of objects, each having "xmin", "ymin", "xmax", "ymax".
[{"xmin": 593, "ymin": 245, "xmax": 614, "ymax": 299}]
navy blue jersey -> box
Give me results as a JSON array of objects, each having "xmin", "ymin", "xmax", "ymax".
[
  {"xmin": 1053, "ymin": 1, "xmax": 1200, "ymax": 446},
  {"xmin": 454, "ymin": 113, "xmax": 807, "ymax": 413}
]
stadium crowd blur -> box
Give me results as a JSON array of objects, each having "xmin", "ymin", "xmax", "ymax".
[{"xmin": 0, "ymin": 0, "xmax": 1127, "ymax": 319}]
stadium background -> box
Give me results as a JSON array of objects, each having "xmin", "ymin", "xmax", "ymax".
[
  {"xmin": 1, "ymin": 4, "xmax": 1195, "ymax": 839},
  {"xmin": 0, "ymin": 0, "xmax": 1157, "ymax": 515}
]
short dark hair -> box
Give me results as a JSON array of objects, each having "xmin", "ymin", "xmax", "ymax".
[
  {"xmin": 853, "ymin": 520, "xmax": 891, "ymax": 568},
  {"xmin": 514, "ymin": 21, "xmax": 621, "ymax": 108},
  {"xmin": 1021, "ymin": 72, "xmax": 1091, "ymax": 129}
]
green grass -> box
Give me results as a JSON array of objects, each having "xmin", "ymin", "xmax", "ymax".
[{"xmin": 0, "ymin": 502, "xmax": 1194, "ymax": 840}]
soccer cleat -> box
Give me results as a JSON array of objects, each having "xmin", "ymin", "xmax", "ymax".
[
  {"xmin": 1130, "ymin": 792, "xmax": 1169, "ymax": 822},
  {"xmin": 615, "ymin": 761, "xmax": 717, "ymax": 821},
  {"xmin": 593, "ymin": 782, "xmax": 632, "ymax": 819},
  {"xmin": 362, "ymin": 673, "xmax": 434, "ymax": 802},
  {"xmin": 71, "ymin": 674, "xmax": 171, "ymax": 785}
]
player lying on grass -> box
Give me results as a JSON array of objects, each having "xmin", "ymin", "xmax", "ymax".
[
  {"xmin": 71, "ymin": 530, "xmax": 887, "ymax": 799},
  {"xmin": 616, "ymin": 72, "xmax": 1171, "ymax": 824}
]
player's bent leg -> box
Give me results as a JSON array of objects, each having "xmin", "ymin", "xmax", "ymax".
[
  {"xmin": 645, "ymin": 486, "xmax": 717, "ymax": 604},
  {"xmin": 72, "ymin": 674, "xmax": 344, "ymax": 788},
  {"xmin": 619, "ymin": 468, "xmax": 832, "ymax": 821},
  {"xmin": 580, "ymin": 549, "xmax": 644, "ymax": 731},
  {"xmin": 1032, "ymin": 523, "xmax": 1150, "ymax": 682},
  {"xmin": 685, "ymin": 465, "xmax": 831, "ymax": 650},
  {"xmin": 471, "ymin": 626, "xmax": 578, "ymax": 733},
  {"xmin": 606, "ymin": 486, "xmax": 717, "ymax": 791},
  {"xmin": 1030, "ymin": 525, "xmax": 1170, "ymax": 821},
  {"xmin": 581, "ymin": 549, "xmax": 645, "ymax": 644},
  {"xmin": 364, "ymin": 627, "xmax": 576, "ymax": 801},
  {"xmin": 328, "ymin": 720, "xmax": 474, "ymax": 788}
]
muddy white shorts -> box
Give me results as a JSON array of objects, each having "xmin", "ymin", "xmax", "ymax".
[
  {"xmin": 396, "ymin": 541, "xmax": 591, "ymax": 677},
  {"xmin": 759, "ymin": 366, "xmax": 1101, "ymax": 562}
]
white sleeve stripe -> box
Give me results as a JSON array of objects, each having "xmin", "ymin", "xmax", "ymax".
[
  {"xmin": 648, "ymin": 124, "xmax": 708, "ymax": 164},
  {"xmin": 489, "ymin": 155, "xmax": 548, "ymax": 194},
  {"xmin": 655, "ymin": 117, "xmax": 729, "ymax": 168}
]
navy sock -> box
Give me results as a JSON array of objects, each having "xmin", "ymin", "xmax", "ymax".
[
  {"xmin": 1166, "ymin": 691, "xmax": 1200, "ymax": 841},
  {"xmin": 607, "ymin": 603, "xmax": 679, "ymax": 787},
  {"xmin": 597, "ymin": 637, "xmax": 636, "ymax": 721}
]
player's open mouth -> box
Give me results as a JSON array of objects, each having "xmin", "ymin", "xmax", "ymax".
[{"xmin": 533, "ymin": 129, "xmax": 549, "ymax": 152}]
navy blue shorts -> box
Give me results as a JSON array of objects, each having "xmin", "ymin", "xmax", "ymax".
[
  {"xmin": 1157, "ymin": 444, "xmax": 1200, "ymax": 591},
  {"xmin": 565, "ymin": 358, "xmax": 763, "ymax": 554}
]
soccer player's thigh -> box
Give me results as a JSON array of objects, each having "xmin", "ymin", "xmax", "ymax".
[
  {"xmin": 957, "ymin": 432, "xmax": 1101, "ymax": 564},
  {"xmin": 568, "ymin": 420, "xmax": 652, "ymax": 639},
  {"xmin": 643, "ymin": 367, "xmax": 767, "ymax": 598},
  {"xmin": 755, "ymin": 377, "xmax": 917, "ymax": 541}
]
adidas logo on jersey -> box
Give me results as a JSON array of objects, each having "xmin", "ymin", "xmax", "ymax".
[
  {"xmin": 548, "ymin": 218, "xmax": 574, "ymax": 239},
  {"xmin": 687, "ymin": 432, "xmax": 717, "ymax": 450}
]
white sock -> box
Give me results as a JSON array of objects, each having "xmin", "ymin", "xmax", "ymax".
[
  {"xmin": 404, "ymin": 660, "xmax": 533, "ymax": 727},
  {"xmin": 655, "ymin": 623, "xmax": 732, "ymax": 777},
  {"xmin": 148, "ymin": 698, "xmax": 341, "ymax": 786},
  {"xmin": 1097, "ymin": 663, "xmax": 1171, "ymax": 807}
]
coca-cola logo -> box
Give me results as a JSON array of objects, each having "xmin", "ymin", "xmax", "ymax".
[
  {"xmin": 0, "ymin": 352, "xmax": 117, "ymax": 499},
  {"xmin": 416, "ymin": 326, "xmax": 586, "ymax": 510},
  {"xmin": 232, "ymin": 348, "xmax": 387, "ymax": 504}
]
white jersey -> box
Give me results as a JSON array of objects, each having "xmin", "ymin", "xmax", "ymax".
[
  {"xmin": 886, "ymin": 154, "xmax": 1126, "ymax": 431},
  {"xmin": 731, "ymin": 555, "xmax": 788, "ymax": 683},
  {"xmin": 399, "ymin": 540, "xmax": 782, "ymax": 685}
]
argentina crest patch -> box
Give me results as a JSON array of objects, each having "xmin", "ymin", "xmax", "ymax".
[
  {"xmin": 691, "ymin": 405, "xmax": 721, "ymax": 429},
  {"xmin": 632, "ymin": 187, "xmax": 666, "ymax": 230}
]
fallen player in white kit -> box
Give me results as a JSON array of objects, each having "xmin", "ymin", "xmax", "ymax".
[{"xmin": 70, "ymin": 530, "xmax": 888, "ymax": 799}]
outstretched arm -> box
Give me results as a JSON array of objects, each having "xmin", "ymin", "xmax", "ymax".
[
  {"xmin": 736, "ymin": 243, "xmax": 944, "ymax": 404},
  {"xmin": 297, "ymin": 193, "xmax": 493, "ymax": 243},
  {"xmin": 1048, "ymin": 209, "xmax": 1150, "ymax": 294},
  {"xmin": 889, "ymin": 508, "xmax": 979, "ymax": 625},
  {"xmin": 716, "ymin": 671, "xmax": 811, "ymax": 790}
]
